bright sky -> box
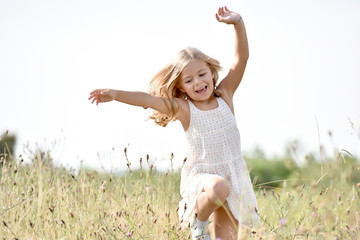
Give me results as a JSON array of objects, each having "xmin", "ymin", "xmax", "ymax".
[{"xmin": 1, "ymin": 0, "xmax": 360, "ymax": 172}]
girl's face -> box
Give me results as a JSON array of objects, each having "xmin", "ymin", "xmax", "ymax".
[{"xmin": 178, "ymin": 61, "xmax": 214, "ymax": 102}]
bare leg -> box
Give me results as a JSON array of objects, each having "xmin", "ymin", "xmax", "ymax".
[
  {"xmin": 194, "ymin": 177, "xmax": 230, "ymax": 221},
  {"xmin": 212, "ymin": 203, "xmax": 239, "ymax": 240}
]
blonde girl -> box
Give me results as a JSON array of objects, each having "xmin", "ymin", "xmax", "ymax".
[{"xmin": 89, "ymin": 6, "xmax": 259, "ymax": 240}]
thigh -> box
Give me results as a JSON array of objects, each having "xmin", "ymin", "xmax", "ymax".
[
  {"xmin": 211, "ymin": 202, "xmax": 239, "ymax": 240},
  {"xmin": 201, "ymin": 175, "xmax": 225, "ymax": 190}
]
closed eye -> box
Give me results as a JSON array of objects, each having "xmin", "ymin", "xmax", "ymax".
[
  {"xmin": 199, "ymin": 73, "xmax": 206, "ymax": 77},
  {"xmin": 185, "ymin": 79, "xmax": 192, "ymax": 83}
]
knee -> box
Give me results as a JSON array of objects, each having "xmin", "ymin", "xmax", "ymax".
[{"xmin": 204, "ymin": 177, "xmax": 230, "ymax": 204}]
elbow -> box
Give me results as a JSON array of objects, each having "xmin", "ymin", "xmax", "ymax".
[
  {"xmin": 243, "ymin": 55, "xmax": 249, "ymax": 63},
  {"xmin": 236, "ymin": 52, "xmax": 249, "ymax": 64},
  {"xmin": 237, "ymin": 56, "xmax": 248, "ymax": 66},
  {"xmin": 243, "ymin": 51, "xmax": 249, "ymax": 61}
]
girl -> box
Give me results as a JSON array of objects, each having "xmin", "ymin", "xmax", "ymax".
[{"xmin": 89, "ymin": 6, "xmax": 259, "ymax": 240}]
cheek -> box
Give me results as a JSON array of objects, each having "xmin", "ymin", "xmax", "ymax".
[
  {"xmin": 176, "ymin": 82, "xmax": 185, "ymax": 92},
  {"xmin": 178, "ymin": 84, "xmax": 188, "ymax": 93}
]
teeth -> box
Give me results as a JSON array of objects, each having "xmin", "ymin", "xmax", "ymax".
[{"xmin": 196, "ymin": 86, "xmax": 206, "ymax": 93}]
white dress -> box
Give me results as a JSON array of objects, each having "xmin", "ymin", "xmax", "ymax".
[{"xmin": 179, "ymin": 97, "xmax": 260, "ymax": 227}]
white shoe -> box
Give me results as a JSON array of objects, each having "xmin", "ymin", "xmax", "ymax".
[{"xmin": 191, "ymin": 224, "xmax": 211, "ymax": 240}]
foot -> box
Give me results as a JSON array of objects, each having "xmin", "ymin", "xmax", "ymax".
[{"xmin": 191, "ymin": 224, "xmax": 211, "ymax": 240}]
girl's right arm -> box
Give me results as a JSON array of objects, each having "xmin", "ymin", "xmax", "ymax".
[{"xmin": 88, "ymin": 88, "xmax": 171, "ymax": 114}]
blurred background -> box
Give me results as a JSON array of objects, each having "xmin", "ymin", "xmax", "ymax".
[{"xmin": 1, "ymin": 0, "xmax": 360, "ymax": 172}]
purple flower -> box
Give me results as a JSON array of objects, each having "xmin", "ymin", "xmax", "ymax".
[
  {"xmin": 279, "ymin": 218, "xmax": 286, "ymax": 226},
  {"xmin": 126, "ymin": 232, "xmax": 132, "ymax": 237},
  {"xmin": 312, "ymin": 212, "xmax": 316, "ymax": 216}
]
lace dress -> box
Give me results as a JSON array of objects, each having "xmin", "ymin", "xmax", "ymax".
[{"xmin": 179, "ymin": 97, "xmax": 260, "ymax": 227}]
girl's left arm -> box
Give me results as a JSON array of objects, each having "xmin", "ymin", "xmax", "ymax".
[{"xmin": 216, "ymin": 7, "xmax": 249, "ymax": 100}]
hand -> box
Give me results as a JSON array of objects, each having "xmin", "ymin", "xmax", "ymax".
[
  {"xmin": 215, "ymin": 6, "xmax": 242, "ymax": 25},
  {"xmin": 88, "ymin": 88, "xmax": 116, "ymax": 105}
]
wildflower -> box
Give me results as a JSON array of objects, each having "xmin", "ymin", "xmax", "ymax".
[
  {"xmin": 337, "ymin": 194, "xmax": 341, "ymax": 201},
  {"xmin": 312, "ymin": 212, "xmax": 316, "ymax": 216},
  {"xmin": 279, "ymin": 218, "xmax": 286, "ymax": 227},
  {"xmin": 126, "ymin": 232, "xmax": 132, "ymax": 237}
]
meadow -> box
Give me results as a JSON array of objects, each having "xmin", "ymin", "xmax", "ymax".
[{"xmin": 0, "ymin": 144, "xmax": 359, "ymax": 239}]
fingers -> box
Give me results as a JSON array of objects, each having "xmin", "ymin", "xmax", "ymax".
[
  {"xmin": 89, "ymin": 88, "xmax": 109, "ymax": 105},
  {"xmin": 89, "ymin": 89, "xmax": 101, "ymax": 105},
  {"xmin": 215, "ymin": 13, "xmax": 220, "ymax": 22},
  {"xmin": 216, "ymin": 7, "xmax": 223, "ymax": 22},
  {"xmin": 218, "ymin": 7, "xmax": 224, "ymax": 17},
  {"xmin": 90, "ymin": 89, "xmax": 100, "ymax": 95},
  {"xmin": 90, "ymin": 88, "xmax": 107, "ymax": 95},
  {"xmin": 216, "ymin": 6, "xmax": 229, "ymax": 22},
  {"xmin": 90, "ymin": 95, "xmax": 98, "ymax": 105}
]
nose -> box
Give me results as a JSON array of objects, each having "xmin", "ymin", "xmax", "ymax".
[{"xmin": 194, "ymin": 77, "xmax": 202, "ymax": 86}]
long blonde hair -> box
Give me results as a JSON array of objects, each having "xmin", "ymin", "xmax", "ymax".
[{"xmin": 148, "ymin": 47, "xmax": 222, "ymax": 127}]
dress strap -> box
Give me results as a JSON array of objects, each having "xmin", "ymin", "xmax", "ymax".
[
  {"xmin": 217, "ymin": 97, "xmax": 225, "ymax": 107},
  {"xmin": 187, "ymin": 99, "xmax": 195, "ymax": 111}
]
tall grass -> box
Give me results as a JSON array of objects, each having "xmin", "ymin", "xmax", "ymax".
[{"xmin": 0, "ymin": 146, "xmax": 359, "ymax": 239}]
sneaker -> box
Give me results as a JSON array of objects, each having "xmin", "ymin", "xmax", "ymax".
[{"xmin": 191, "ymin": 223, "xmax": 211, "ymax": 240}]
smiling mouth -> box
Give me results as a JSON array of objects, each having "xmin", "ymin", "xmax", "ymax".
[{"xmin": 196, "ymin": 86, "xmax": 207, "ymax": 94}]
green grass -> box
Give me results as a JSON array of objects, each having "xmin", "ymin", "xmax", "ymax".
[{"xmin": 0, "ymin": 148, "xmax": 359, "ymax": 239}]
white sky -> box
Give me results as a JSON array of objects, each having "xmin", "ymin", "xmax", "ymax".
[{"xmin": 1, "ymin": 0, "xmax": 360, "ymax": 171}]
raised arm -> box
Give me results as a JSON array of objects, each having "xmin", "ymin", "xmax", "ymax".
[
  {"xmin": 88, "ymin": 89, "xmax": 171, "ymax": 114},
  {"xmin": 216, "ymin": 6, "xmax": 249, "ymax": 99}
]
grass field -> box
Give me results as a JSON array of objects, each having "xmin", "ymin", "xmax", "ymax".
[{"xmin": 0, "ymin": 147, "xmax": 359, "ymax": 239}]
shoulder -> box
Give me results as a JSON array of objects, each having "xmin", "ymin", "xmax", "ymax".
[{"xmin": 217, "ymin": 87, "xmax": 235, "ymax": 114}]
